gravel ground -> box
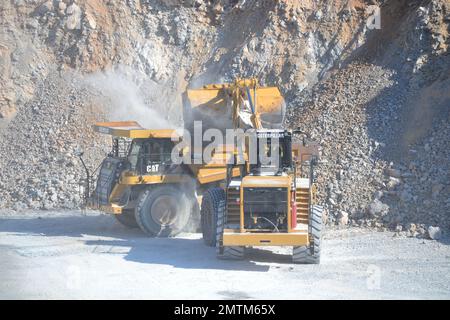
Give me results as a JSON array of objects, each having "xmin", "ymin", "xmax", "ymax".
[{"xmin": 0, "ymin": 210, "xmax": 449, "ymax": 300}]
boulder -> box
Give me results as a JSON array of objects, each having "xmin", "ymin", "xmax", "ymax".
[
  {"xmin": 337, "ymin": 210, "xmax": 349, "ymax": 225},
  {"xmin": 65, "ymin": 3, "xmax": 82, "ymax": 30},
  {"xmin": 427, "ymin": 226, "xmax": 442, "ymax": 240},
  {"xmin": 367, "ymin": 199, "xmax": 389, "ymax": 217}
]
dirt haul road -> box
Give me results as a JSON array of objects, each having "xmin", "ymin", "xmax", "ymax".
[{"xmin": 0, "ymin": 210, "xmax": 449, "ymax": 299}]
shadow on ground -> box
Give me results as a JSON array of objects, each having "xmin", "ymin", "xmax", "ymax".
[{"xmin": 0, "ymin": 214, "xmax": 296, "ymax": 271}]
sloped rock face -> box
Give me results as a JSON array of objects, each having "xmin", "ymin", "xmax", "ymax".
[
  {"xmin": 0, "ymin": 0, "xmax": 449, "ymax": 235},
  {"xmin": 0, "ymin": 71, "xmax": 110, "ymax": 210},
  {"xmin": 1, "ymin": 0, "xmax": 371, "ymax": 127},
  {"xmin": 287, "ymin": 0, "xmax": 450, "ymax": 233}
]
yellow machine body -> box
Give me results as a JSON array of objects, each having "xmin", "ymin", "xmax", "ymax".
[
  {"xmin": 221, "ymin": 172, "xmax": 313, "ymax": 248},
  {"xmin": 89, "ymin": 121, "xmax": 242, "ymax": 214}
]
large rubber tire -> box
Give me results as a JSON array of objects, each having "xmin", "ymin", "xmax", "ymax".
[
  {"xmin": 114, "ymin": 209, "xmax": 139, "ymax": 228},
  {"xmin": 200, "ymin": 188, "xmax": 225, "ymax": 247},
  {"xmin": 293, "ymin": 205, "xmax": 323, "ymax": 264},
  {"xmin": 135, "ymin": 186, "xmax": 192, "ymax": 237},
  {"xmin": 216, "ymin": 199, "xmax": 244, "ymax": 260}
]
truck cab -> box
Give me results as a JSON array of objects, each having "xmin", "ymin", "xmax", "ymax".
[{"xmin": 127, "ymin": 138, "xmax": 175, "ymax": 175}]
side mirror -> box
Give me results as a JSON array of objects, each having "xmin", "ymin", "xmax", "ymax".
[
  {"xmin": 292, "ymin": 128, "xmax": 311, "ymax": 146},
  {"xmin": 292, "ymin": 127, "xmax": 310, "ymax": 138}
]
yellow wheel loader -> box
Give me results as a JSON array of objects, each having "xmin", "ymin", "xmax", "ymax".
[
  {"xmin": 187, "ymin": 78, "xmax": 323, "ymax": 263},
  {"xmin": 199, "ymin": 129, "xmax": 323, "ymax": 263}
]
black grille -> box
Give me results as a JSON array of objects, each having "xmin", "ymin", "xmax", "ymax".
[
  {"xmin": 243, "ymin": 187, "xmax": 288, "ymax": 214},
  {"xmin": 243, "ymin": 187, "xmax": 288, "ymax": 230}
]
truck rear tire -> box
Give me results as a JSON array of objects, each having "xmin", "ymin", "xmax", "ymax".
[
  {"xmin": 216, "ymin": 200, "xmax": 244, "ymax": 260},
  {"xmin": 200, "ymin": 188, "xmax": 225, "ymax": 247},
  {"xmin": 293, "ymin": 205, "xmax": 323, "ymax": 264},
  {"xmin": 135, "ymin": 186, "xmax": 191, "ymax": 237},
  {"xmin": 114, "ymin": 209, "xmax": 139, "ymax": 228}
]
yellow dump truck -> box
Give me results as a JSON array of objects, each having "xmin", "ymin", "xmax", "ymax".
[{"xmin": 83, "ymin": 120, "xmax": 240, "ymax": 237}]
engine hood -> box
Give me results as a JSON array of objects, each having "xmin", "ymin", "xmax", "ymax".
[{"xmin": 241, "ymin": 175, "xmax": 291, "ymax": 188}]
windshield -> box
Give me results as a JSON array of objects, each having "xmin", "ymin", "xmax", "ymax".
[
  {"xmin": 249, "ymin": 132, "xmax": 292, "ymax": 175},
  {"xmin": 128, "ymin": 140, "xmax": 142, "ymax": 171},
  {"xmin": 127, "ymin": 139, "xmax": 174, "ymax": 174}
]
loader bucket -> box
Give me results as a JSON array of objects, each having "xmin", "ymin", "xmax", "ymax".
[{"xmin": 183, "ymin": 84, "xmax": 285, "ymax": 132}]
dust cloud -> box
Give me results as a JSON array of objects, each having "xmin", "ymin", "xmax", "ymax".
[{"xmin": 83, "ymin": 66, "xmax": 183, "ymax": 130}]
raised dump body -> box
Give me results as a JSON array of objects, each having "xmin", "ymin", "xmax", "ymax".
[{"xmin": 92, "ymin": 121, "xmax": 178, "ymax": 139}]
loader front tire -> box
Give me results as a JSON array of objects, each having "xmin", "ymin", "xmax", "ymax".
[
  {"xmin": 200, "ymin": 188, "xmax": 225, "ymax": 247},
  {"xmin": 293, "ymin": 205, "xmax": 323, "ymax": 264},
  {"xmin": 114, "ymin": 209, "xmax": 139, "ymax": 228},
  {"xmin": 216, "ymin": 200, "xmax": 244, "ymax": 260},
  {"xmin": 135, "ymin": 186, "xmax": 191, "ymax": 237}
]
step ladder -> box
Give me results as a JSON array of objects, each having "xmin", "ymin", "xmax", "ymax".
[{"xmin": 295, "ymin": 178, "xmax": 310, "ymax": 225}]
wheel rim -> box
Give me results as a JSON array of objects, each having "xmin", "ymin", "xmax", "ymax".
[{"xmin": 150, "ymin": 195, "xmax": 178, "ymax": 226}]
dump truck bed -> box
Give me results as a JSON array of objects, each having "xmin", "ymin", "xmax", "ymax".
[{"xmin": 93, "ymin": 121, "xmax": 178, "ymax": 139}]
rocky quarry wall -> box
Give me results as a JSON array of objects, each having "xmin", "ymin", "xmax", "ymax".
[{"xmin": 0, "ymin": 0, "xmax": 448, "ymax": 238}]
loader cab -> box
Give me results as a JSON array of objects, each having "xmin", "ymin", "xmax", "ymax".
[
  {"xmin": 127, "ymin": 138, "xmax": 174, "ymax": 175},
  {"xmin": 249, "ymin": 129, "xmax": 293, "ymax": 176}
]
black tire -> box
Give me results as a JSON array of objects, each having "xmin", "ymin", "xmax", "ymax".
[
  {"xmin": 216, "ymin": 199, "xmax": 244, "ymax": 260},
  {"xmin": 293, "ymin": 205, "xmax": 323, "ymax": 264},
  {"xmin": 200, "ymin": 188, "xmax": 225, "ymax": 246},
  {"xmin": 114, "ymin": 209, "xmax": 139, "ymax": 228},
  {"xmin": 135, "ymin": 186, "xmax": 192, "ymax": 237}
]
